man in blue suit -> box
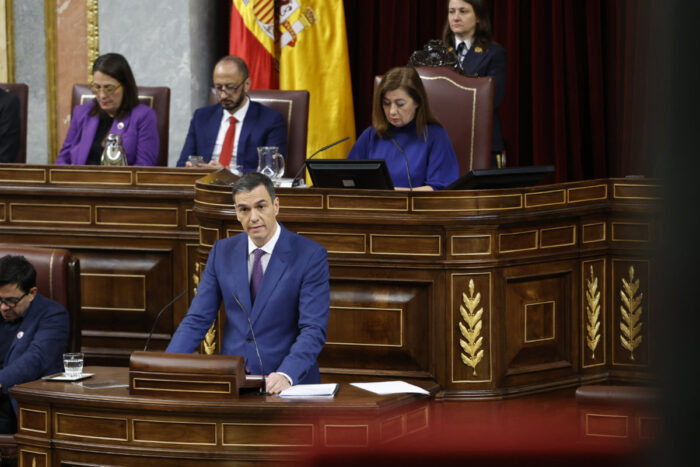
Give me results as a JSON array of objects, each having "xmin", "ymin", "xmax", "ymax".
[
  {"xmin": 176, "ymin": 56, "xmax": 287, "ymax": 169},
  {"xmin": 0, "ymin": 255, "xmax": 69, "ymax": 433},
  {"xmin": 167, "ymin": 173, "xmax": 330, "ymax": 394}
]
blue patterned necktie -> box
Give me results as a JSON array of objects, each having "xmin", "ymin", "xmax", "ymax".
[
  {"xmin": 457, "ymin": 42, "xmax": 467, "ymax": 67},
  {"xmin": 250, "ymin": 248, "xmax": 265, "ymax": 303}
]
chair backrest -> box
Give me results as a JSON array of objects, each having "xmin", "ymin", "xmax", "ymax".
[
  {"xmin": 0, "ymin": 83, "xmax": 28, "ymax": 163},
  {"xmin": 71, "ymin": 84, "xmax": 171, "ymax": 166},
  {"xmin": 0, "ymin": 244, "xmax": 81, "ymax": 353},
  {"xmin": 209, "ymin": 89, "xmax": 310, "ymax": 178},
  {"xmin": 374, "ymin": 66, "xmax": 494, "ymax": 175}
]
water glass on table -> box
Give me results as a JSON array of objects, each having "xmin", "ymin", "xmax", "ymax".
[{"xmin": 63, "ymin": 352, "xmax": 84, "ymax": 378}]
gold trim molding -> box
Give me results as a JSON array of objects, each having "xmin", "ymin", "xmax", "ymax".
[
  {"xmin": 44, "ymin": 0, "xmax": 58, "ymax": 162},
  {"xmin": 1, "ymin": 0, "xmax": 15, "ymax": 82},
  {"xmin": 87, "ymin": 0, "xmax": 99, "ymax": 80}
]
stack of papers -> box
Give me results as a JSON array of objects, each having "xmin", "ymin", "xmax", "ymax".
[
  {"xmin": 278, "ymin": 383, "xmax": 339, "ymax": 398},
  {"xmin": 351, "ymin": 381, "xmax": 430, "ymax": 395}
]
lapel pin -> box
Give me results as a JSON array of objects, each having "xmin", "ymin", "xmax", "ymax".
[
  {"xmin": 117, "ymin": 122, "xmax": 124, "ymax": 130},
  {"xmin": 475, "ymin": 46, "xmax": 483, "ymax": 53},
  {"xmin": 16, "ymin": 331, "xmax": 24, "ymax": 339}
]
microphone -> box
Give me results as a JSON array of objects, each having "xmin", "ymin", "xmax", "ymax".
[
  {"xmin": 391, "ymin": 138, "xmax": 413, "ymax": 191},
  {"xmin": 143, "ymin": 290, "xmax": 187, "ymax": 351},
  {"xmin": 232, "ymin": 293, "xmax": 269, "ymax": 395},
  {"xmin": 291, "ymin": 136, "xmax": 350, "ymax": 187}
]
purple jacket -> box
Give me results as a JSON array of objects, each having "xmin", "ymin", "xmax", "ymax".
[{"xmin": 55, "ymin": 102, "xmax": 159, "ymax": 166}]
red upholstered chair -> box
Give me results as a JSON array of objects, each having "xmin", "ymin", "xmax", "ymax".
[
  {"xmin": 0, "ymin": 244, "xmax": 81, "ymax": 353},
  {"xmin": 374, "ymin": 66, "xmax": 495, "ymax": 175},
  {"xmin": 71, "ymin": 84, "xmax": 171, "ymax": 166},
  {"xmin": 0, "ymin": 245, "xmax": 81, "ymax": 460},
  {"xmin": 209, "ymin": 89, "xmax": 310, "ymax": 178},
  {"xmin": 0, "ymin": 83, "xmax": 29, "ymax": 163}
]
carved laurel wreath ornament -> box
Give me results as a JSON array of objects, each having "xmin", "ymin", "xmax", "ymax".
[
  {"xmin": 459, "ymin": 279, "xmax": 485, "ymax": 376},
  {"xmin": 193, "ymin": 262, "xmax": 217, "ymax": 355},
  {"xmin": 620, "ymin": 266, "xmax": 643, "ymax": 360},
  {"xmin": 585, "ymin": 266, "xmax": 601, "ymax": 359}
]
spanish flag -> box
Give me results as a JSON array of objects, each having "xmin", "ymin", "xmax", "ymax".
[
  {"xmin": 278, "ymin": 0, "xmax": 355, "ymax": 158},
  {"xmin": 230, "ymin": 0, "xmax": 278, "ymax": 90}
]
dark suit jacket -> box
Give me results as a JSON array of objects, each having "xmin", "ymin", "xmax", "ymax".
[
  {"xmin": 0, "ymin": 294, "xmax": 69, "ymax": 412},
  {"xmin": 459, "ymin": 42, "xmax": 507, "ymax": 153},
  {"xmin": 55, "ymin": 103, "xmax": 159, "ymax": 166},
  {"xmin": 166, "ymin": 225, "xmax": 330, "ymax": 385},
  {"xmin": 0, "ymin": 88, "xmax": 21, "ymax": 163},
  {"xmin": 176, "ymin": 100, "xmax": 287, "ymax": 169}
]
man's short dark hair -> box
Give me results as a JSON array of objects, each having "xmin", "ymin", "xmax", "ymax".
[
  {"xmin": 232, "ymin": 172, "xmax": 276, "ymax": 203},
  {"xmin": 0, "ymin": 255, "xmax": 37, "ymax": 293}
]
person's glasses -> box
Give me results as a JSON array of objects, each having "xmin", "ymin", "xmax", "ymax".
[
  {"xmin": 0, "ymin": 292, "xmax": 28, "ymax": 308},
  {"xmin": 214, "ymin": 80, "xmax": 246, "ymax": 95},
  {"xmin": 89, "ymin": 83, "xmax": 122, "ymax": 95}
]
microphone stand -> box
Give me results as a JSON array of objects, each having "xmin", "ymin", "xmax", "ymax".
[
  {"xmin": 232, "ymin": 293, "xmax": 269, "ymax": 395},
  {"xmin": 143, "ymin": 290, "xmax": 187, "ymax": 351},
  {"xmin": 291, "ymin": 136, "xmax": 350, "ymax": 187},
  {"xmin": 392, "ymin": 138, "xmax": 413, "ymax": 191}
]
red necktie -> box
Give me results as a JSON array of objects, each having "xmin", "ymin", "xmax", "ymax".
[{"xmin": 219, "ymin": 116, "xmax": 237, "ymax": 167}]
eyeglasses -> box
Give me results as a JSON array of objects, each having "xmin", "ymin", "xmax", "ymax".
[
  {"xmin": 214, "ymin": 80, "xmax": 246, "ymax": 96},
  {"xmin": 0, "ymin": 292, "xmax": 28, "ymax": 308},
  {"xmin": 89, "ymin": 83, "xmax": 122, "ymax": 95}
]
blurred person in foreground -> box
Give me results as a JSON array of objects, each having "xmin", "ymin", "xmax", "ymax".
[
  {"xmin": 347, "ymin": 66, "xmax": 459, "ymax": 190},
  {"xmin": 167, "ymin": 173, "xmax": 329, "ymax": 395},
  {"xmin": 55, "ymin": 53, "xmax": 159, "ymax": 166}
]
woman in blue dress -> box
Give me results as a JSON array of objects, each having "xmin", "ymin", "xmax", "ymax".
[{"xmin": 347, "ymin": 66, "xmax": 459, "ymax": 191}]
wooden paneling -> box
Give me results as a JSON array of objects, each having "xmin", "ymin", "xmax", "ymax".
[{"xmin": 1, "ymin": 167, "xmax": 658, "ymax": 397}]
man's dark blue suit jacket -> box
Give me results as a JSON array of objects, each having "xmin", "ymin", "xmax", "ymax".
[{"xmin": 176, "ymin": 100, "xmax": 287, "ymax": 169}]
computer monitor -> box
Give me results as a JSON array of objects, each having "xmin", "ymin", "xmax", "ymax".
[
  {"xmin": 306, "ymin": 159, "xmax": 395, "ymax": 189},
  {"xmin": 445, "ymin": 165, "xmax": 555, "ymax": 190}
]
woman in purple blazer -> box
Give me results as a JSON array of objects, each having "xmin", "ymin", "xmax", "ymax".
[{"xmin": 55, "ymin": 53, "xmax": 159, "ymax": 166}]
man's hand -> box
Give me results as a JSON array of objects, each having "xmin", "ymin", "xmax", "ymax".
[{"xmin": 265, "ymin": 372, "xmax": 291, "ymax": 394}]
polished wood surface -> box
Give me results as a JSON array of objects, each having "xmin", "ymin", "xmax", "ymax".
[
  {"xmin": 11, "ymin": 366, "xmax": 430, "ymax": 466},
  {"xmin": 0, "ymin": 165, "xmax": 658, "ymax": 399}
]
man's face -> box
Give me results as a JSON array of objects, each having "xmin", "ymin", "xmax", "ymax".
[
  {"xmin": 0, "ymin": 283, "xmax": 36, "ymax": 322},
  {"xmin": 234, "ymin": 184, "xmax": 279, "ymax": 247},
  {"xmin": 213, "ymin": 62, "xmax": 251, "ymax": 113}
]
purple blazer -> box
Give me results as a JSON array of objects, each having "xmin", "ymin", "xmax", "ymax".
[{"xmin": 55, "ymin": 103, "xmax": 159, "ymax": 166}]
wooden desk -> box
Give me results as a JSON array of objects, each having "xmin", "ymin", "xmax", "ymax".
[
  {"xmin": 11, "ymin": 367, "xmax": 430, "ymax": 466},
  {"xmin": 0, "ymin": 165, "xmax": 659, "ymax": 398}
]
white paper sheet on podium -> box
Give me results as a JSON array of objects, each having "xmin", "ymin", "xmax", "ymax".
[
  {"xmin": 350, "ymin": 381, "xmax": 430, "ymax": 395},
  {"xmin": 278, "ymin": 383, "xmax": 339, "ymax": 398}
]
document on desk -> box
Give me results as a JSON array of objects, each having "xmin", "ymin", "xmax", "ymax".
[
  {"xmin": 351, "ymin": 381, "xmax": 430, "ymax": 395},
  {"xmin": 278, "ymin": 383, "xmax": 339, "ymax": 398}
]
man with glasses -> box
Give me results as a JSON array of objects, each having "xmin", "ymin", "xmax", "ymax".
[
  {"xmin": 0, "ymin": 255, "xmax": 69, "ymax": 433},
  {"xmin": 176, "ymin": 56, "xmax": 287, "ymax": 169}
]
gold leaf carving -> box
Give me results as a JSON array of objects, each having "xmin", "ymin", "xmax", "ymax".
[
  {"xmin": 203, "ymin": 321, "xmax": 217, "ymax": 355},
  {"xmin": 585, "ymin": 266, "xmax": 602, "ymax": 359},
  {"xmin": 459, "ymin": 279, "xmax": 485, "ymax": 376},
  {"xmin": 619, "ymin": 266, "xmax": 643, "ymax": 360},
  {"xmin": 193, "ymin": 261, "xmax": 217, "ymax": 354}
]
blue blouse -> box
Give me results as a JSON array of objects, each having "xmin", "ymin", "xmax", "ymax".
[{"xmin": 347, "ymin": 121, "xmax": 459, "ymax": 190}]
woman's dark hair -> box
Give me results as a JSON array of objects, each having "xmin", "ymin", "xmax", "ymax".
[
  {"xmin": 372, "ymin": 67, "xmax": 442, "ymax": 139},
  {"xmin": 0, "ymin": 255, "xmax": 37, "ymax": 293},
  {"xmin": 89, "ymin": 53, "xmax": 140, "ymax": 119},
  {"xmin": 442, "ymin": 0, "xmax": 494, "ymax": 51}
]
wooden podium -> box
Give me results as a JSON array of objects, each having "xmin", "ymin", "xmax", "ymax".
[
  {"xmin": 0, "ymin": 165, "xmax": 659, "ymax": 398},
  {"xmin": 10, "ymin": 367, "xmax": 430, "ymax": 466}
]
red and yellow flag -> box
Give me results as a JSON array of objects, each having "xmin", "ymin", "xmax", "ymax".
[
  {"xmin": 230, "ymin": 0, "xmax": 278, "ymax": 89},
  {"xmin": 230, "ymin": 1, "xmax": 355, "ymax": 160},
  {"xmin": 278, "ymin": 0, "xmax": 355, "ymax": 158}
]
